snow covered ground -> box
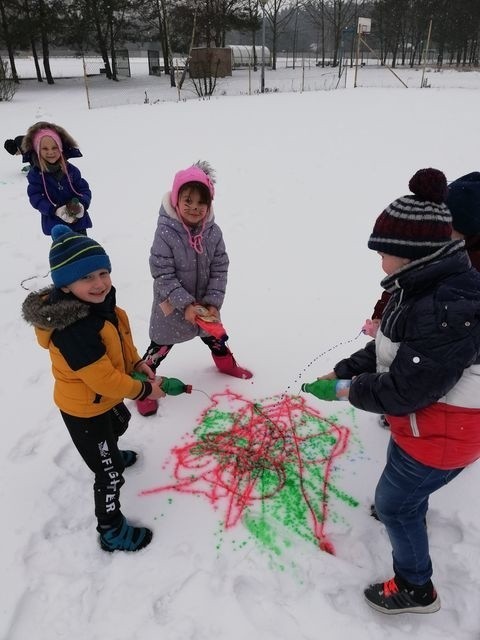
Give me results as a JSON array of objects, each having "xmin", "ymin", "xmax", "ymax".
[{"xmin": 2, "ymin": 65, "xmax": 480, "ymax": 640}]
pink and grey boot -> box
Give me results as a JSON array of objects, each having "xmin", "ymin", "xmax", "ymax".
[{"xmin": 212, "ymin": 350, "xmax": 253, "ymax": 379}]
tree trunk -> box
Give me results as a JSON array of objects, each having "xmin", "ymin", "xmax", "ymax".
[
  {"xmin": 321, "ymin": 0, "xmax": 325, "ymax": 67},
  {"xmin": 41, "ymin": 35, "xmax": 54, "ymax": 83},
  {"xmin": 178, "ymin": 4, "xmax": 197, "ymax": 89},
  {"xmin": 272, "ymin": 22, "xmax": 277, "ymax": 70},
  {"xmin": 160, "ymin": 0, "xmax": 175, "ymax": 86},
  {"xmin": 38, "ymin": 0, "xmax": 54, "ymax": 84},
  {"xmin": 91, "ymin": 1, "xmax": 113, "ymax": 79},
  {"xmin": 31, "ymin": 38, "xmax": 42, "ymax": 81},
  {"xmin": 0, "ymin": 0, "xmax": 19, "ymax": 83},
  {"xmin": 109, "ymin": 12, "xmax": 118, "ymax": 81},
  {"xmin": 155, "ymin": 0, "xmax": 169, "ymax": 75},
  {"xmin": 23, "ymin": 0, "xmax": 42, "ymax": 81}
]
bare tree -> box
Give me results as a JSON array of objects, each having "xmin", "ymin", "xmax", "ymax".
[
  {"xmin": 265, "ymin": 0, "xmax": 297, "ymax": 69},
  {"xmin": 22, "ymin": 0, "xmax": 42, "ymax": 81},
  {"xmin": 305, "ymin": 0, "xmax": 327, "ymax": 66},
  {"xmin": 0, "ymin": 0, "xmax": 19, "ymax": 82}
]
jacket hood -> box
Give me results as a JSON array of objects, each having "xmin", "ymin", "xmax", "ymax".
[
  {"xmin": 161, "ymin": 192, "xmax": 215, "ymax": 225},
  {"xmin": 22, "ymin": 286, "xmax": 90, "ymax": 331},
  {"xmin": 21, "ymin": 121, "xmax": 82, "ymax": 164}
]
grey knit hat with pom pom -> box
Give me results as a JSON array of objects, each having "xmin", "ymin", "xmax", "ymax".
[{"xmin": 368, "ymin": 168, "xmax": 452, "ymax": 259}]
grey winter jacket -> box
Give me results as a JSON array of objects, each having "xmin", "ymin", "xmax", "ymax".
[{"xmin": 148, "ymin": 193, "xmax": 229, "ymax": 345}]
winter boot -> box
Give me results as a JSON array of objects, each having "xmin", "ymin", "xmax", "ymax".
[
  {"xmin": 364, "ymin": 575, "xmax": 440, "ymax": 614},
  {"xmin": 370, "ymin": 503, "xmax": 381, "ymax": 521},
  {"xmin": 120, "ymin": 450, "xmax": 138, "ymax": 468},
  {"xmin": 136, "ymin": 397, "xmax": 158, "ymax": 417},
  {"xmin": 212, "ymin": 350, "xmax": 252, "ymax": 379},
  {"xmin": 379, "ymin": 414, "xmax": 390, "ymax": 429},
  {"xmin": 98, "ymin": 515, "xmax": 152, "ymax": 552}
]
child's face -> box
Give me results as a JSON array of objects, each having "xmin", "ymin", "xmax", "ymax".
[
  {"xmin": 39, "ymin": 136, "xmax": 61, "ymax": 164},
  {"xmin": 61, "ymin": 269, "xmax": 112, "ymax": 303},
  {"xmin": 177, "ymin": 188, "xmax": 209, "ymax": 227},
  {"xmin": 378, "ymin": 253, "xmax": 411, "ymax": 275}
]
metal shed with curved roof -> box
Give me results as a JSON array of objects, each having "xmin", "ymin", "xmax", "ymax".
[{"xmin": 228, "ymin": 45, "xmax": 271, "ymax": 68}]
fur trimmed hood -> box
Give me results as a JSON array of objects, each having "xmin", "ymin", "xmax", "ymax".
[
  {"xmin": 22, "ymin": 122, "xmax": 78, "ymax": 154},
  {"xmin": 21, "ymin": 121, "xmax": 82, "ymax": 164},
  {"xmin": 22, "ymin": 286, "xmax": 90, "ymax": 331}
]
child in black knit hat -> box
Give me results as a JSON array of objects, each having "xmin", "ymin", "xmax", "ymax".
[
  {"xmin": 302, "ymin": 168, "xmax": 480, "ymax": 614},
  {"xmin": 4, "ymin": 135, "xmax": 30, "ymax": 172},
  {"xmin": 22, "ymin": 225, "xmax": 166, "ymax": 552}
]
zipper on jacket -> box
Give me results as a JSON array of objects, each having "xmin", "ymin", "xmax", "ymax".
[{"xmin": 409, "ymin": 412, "xmax": 420, "ymax": 437}]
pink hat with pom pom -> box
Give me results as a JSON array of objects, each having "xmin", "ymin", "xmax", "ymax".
[
  {"xmin": 170, "ymin": 161, "xmax": 215, "ymax": 209},
  {"xmin": 368, "ymin": 168, "xmax": 452, "ymax": 259}
]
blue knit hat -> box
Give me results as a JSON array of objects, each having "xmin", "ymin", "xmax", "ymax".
[
  {"xmin": 447, "ymin": 172, "xmax": 480, "ymax": 236},
  {"xmin": 49, "ymin": 225, "xmax": 111, "ymax": 288}
]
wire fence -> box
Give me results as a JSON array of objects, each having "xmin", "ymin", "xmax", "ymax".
[{"xmin": 9, "ymin": 51, "xmax": 480, "ymax": 109}]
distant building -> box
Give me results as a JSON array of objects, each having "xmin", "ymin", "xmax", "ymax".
[
  {"xmin": 228, "ymin": 45, "xmax": 271, "ymax": 68},
  {"xmin": 189, "ymin": 48, "xmax": 232, "ymax": 78}
]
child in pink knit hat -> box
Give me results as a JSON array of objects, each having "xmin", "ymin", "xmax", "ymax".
[
  {"xmin": 136, "ymin": 160, "xmax": 252, "ymax": 417},
  {"xmin": 22, "ymin": 121, "xmax": 92, "ymax": 236}
]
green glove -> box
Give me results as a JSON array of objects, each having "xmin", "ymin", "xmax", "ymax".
[{"xmin": 301, "ymin": 379, "xmax": 351, "ymax": 401}]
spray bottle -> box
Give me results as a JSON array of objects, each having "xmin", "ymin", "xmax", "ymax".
[
  {"xmin": 301, "ymin": 379, "xmax": 351, "ymax": 401},
  {"xmin": 132, "ymin": 371, "xmax": 192, "ymax": 396},
  {"xmin": 67, "ymin": 197, "xmax": 81, "ymax": 216}
]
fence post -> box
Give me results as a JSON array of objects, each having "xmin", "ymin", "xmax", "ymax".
[
  {"xmin": 421, "ymin": 19, "xmax": 433, "ymax": 88},
  {"xmin": 82, "ymin": 55, "xmax": 91, "ymax": 110}
]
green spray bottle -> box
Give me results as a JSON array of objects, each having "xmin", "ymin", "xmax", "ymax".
[
  {"xmin": 301, "ymin": 379, "xmax": 351, "ymax": 401},
  {"xmin": 132, "ymin": 371, "xmax": 192, "ymax": 395},
  {"xmin": 67, "ymin": 197, "xmax": 81, "ymax": 215}
]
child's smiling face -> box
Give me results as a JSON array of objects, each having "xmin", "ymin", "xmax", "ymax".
[
  {"xmin": 61, "ymin": 269, "xmax": 112, "ymax": 303},
  {"xmin": 39, "ymin": 136, "xmax": 61, "ymax": 164},
  {"xmin": 177, "ymin": 187, "xmax": 209, "ymax": 227}
]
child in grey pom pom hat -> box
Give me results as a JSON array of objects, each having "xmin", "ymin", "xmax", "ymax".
[
  {"xmin": 21, "ymin": 224, "xmax": 167, "ymax": 552},
  {"xmin": 136, "ymin": 160, "xmax": 253, "ymax": 417},
  {"xmin": 301, "ymin": 168, "xmax": 480, "ymax": 614}
]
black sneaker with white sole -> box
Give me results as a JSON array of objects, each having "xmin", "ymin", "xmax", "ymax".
[{"xmin": 364, "ymin": 575, "xmax": 440, "ymax": 614}]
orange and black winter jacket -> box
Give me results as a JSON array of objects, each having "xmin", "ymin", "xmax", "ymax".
[{"xmin": 22, "ymin": 286, "xmax": 147, "ymax": 418}]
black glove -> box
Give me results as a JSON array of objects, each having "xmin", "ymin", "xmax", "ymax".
[{"xmin": 4, "ymin": 139, "xmax": 19, "ymax": 155}]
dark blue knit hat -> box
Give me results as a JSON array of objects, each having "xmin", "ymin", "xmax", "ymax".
[
  {"xmin": 447, "ymin": 172, "xmax": 480, "ymax": 236},
  {"xmin": 49, "ymin": 225, "xmax": 111, "ymax": 288}
]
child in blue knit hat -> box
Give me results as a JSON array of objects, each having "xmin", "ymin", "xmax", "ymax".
[{"xmin": 22, "ymin": 225, "xmax": 166, "ymax": 552}]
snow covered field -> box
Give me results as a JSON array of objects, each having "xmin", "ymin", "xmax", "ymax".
[{"xmin": 2, "ymin": 66, "xmax": 480, "ymax": 639}]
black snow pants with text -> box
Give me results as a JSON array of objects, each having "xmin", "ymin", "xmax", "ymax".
[{"xmin": 60, "ymin": 403, "xmax": 131, "ymax": 527}]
